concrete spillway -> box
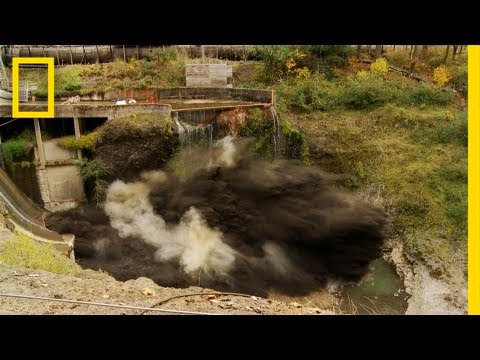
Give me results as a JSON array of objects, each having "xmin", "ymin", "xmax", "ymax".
[{"xmin": 0, "ymin": 167, "xmax": 74, "ymax": 256}]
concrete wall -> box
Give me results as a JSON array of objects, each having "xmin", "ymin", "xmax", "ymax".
[
  {"xmin": 45, "ymin": 165, "xmax": 84, "ymax": 203},
  {"xmin": 157, "ymin": 87, "xmax": 274, "ymax": 104},
  {"xmin": 43, "ymin": 140, "xmax": 77, "ymax": 161},
  {"xmin": 54, "ymin": 104, "xmax": 172, "ymax": 119},
  {"xmin": 176, "ymin": 108, "xmax": 220, "ymax": 125},
  {"xmin": 8, "ymin": 163, "xmax": 42, "ymax": 204},
  {"xmin": 186, "ymin": 64, "xmax": 233, "ymax": 88},
  {"xmin": 35, "ymin": 140, "xmax": 84, "ymax": 211},
  {"xmin": 0, "ymin": 103, "xmax": 172, "ymax": 119}
]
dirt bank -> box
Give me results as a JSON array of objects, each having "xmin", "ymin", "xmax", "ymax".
[{"xmin": 0, "ymin": 265, "xmax": 335, "ymax": 315}]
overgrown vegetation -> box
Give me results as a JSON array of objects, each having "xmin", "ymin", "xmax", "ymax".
[
  {"xmin": 275, "ymin": 72, "xmax": 454, "ymax": 113},
  {"xmin": 57, "ymin": 132, "xmax": 100, "ymax": 151},
  {"xmin": 297, "ymin": 105, "xmax": 467, "ymax": 275},
  {"xmin": 1, "ymin": 139, "xmax": 33, "ymax": 172},
  {"xmin": 79, "ymin": 158, "xmax": 111, "ymax": 203},
  {"xmin": 383, "ymin": 45, "xmax": 467, "ymax": 96},
  {"xmin": 239, "ymin": 108, "xmax": 308, "ymax": 161},
  {"xmin": 248, "ymin": 45, "xmax": 354, "ymax": 84},
  {"xmin": 0, "ymin": 234, "xmax": 79, "ymax": 275},
  {"xmin": 29, "ymin": 47, "xmax": 185, "ymax": 97}
]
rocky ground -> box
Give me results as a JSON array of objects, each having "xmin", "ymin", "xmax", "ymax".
[
  {"xmin": 383, "ymin": 237, "xmax": 466, "ymax": 315},
  {"xmin": 0, "ymin": 265, "xmax": 338, "ymax": 315}
]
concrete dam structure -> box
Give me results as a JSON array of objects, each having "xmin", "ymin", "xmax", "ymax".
[
  {"xmin": 0, "ymin": 87, "xmax": 273, "ymax": 206},
  {"xmin": 0, "ymin": 167, "xmax": 74, "ymax": 256},
  {"xmin": 0, "ymin": 87, "xmax": 274, "ymax": 256}
]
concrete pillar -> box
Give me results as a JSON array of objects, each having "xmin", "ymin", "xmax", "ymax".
[
  {"xmin": 33, "ymin": 118, "xmax": 46, "ymax": 167},
  {"xmin": 73, "ymin": 117, "xmax": 82, "ymax": 160},
  {"xmin": 36, "ymin": 167, "xmax": 51, "ymax": 205}
]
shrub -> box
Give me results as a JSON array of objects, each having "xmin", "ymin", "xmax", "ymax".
[
  {"xmin": 17, "ymin": 128, "xmax": 36, "ymax": 142},
  {"xmin": 295, "ymin": 67, "xmax": 311, "ymax": 82},
  {"xmin": 384, "ymin": 48, "xmax": 411, "ymax": 69},
  {"xmin": 448, "ymin": 64, "xmax": 467, "ymax": 97},
  {"xmin": 356, "ymin": 70, "xmax": 369, "ymax": 79},
  {"xmin": 433, "ymin": 66, "xmax": 452, "ymax": 87},
  {"xmin": 339, "ymin": 76, "xmax": 391, "ymax": 109},
  {"xmin": 57, "ymin": 132, "xmax": 99, "ymax": 151},
  {"xmin": 1, "ymin": 139, "xmax": 32, "ymax": 169},
  {"xmin": 406, "ymin": 83, "xmax": 452, "ymax": 106},
  {"xmin": 370, "ymin": 58, "xmax": 388, "ymax": 77},
  {"xmin": 253, "ymin": 45, "xmax": 294, "ymax": 84},
  {"xmin": 79, "ymin": 159, "xmax": 111, "ymax": 203},
  {"xmin": 79, "ymin": 158, "xmax": 110, "ymax": 182},
  {"xmin": 303, "ymin": 45, "xmax": 355, "ymax": 69},
  {"xmin": 278, "ymin": 75, "xmax": 338, "ymax": 112}
]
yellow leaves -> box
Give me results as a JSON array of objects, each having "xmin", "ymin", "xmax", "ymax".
[
  {"xmin": 370, "ymin": 58, "xmax": 389, "ymax": 77},
  {"xmin": 295, "ymin": 67, "xmax": 311, "ymax": 82},
  {"xmin": 292, "ymin": 48, "xmax": 306, "ymax": 60},
  {"xmin": 285, "ymin": 47, "xmax": 309, "ymax": 82},
  {"xmin": 356, "ymin": 70, "xmax": 369, "ymax": 79},
  {"xmin": 285, "ymin": 58, "xmax": 297, "ymax": 72},
  {"xmin": 433, "ymin": 66, "xmax": 452, "ymax": 88}
]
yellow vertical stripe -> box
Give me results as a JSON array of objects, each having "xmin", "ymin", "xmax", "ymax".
[
  {"xmin": 469, "ymin": 45, "xmax": 480, "ymax": 314},
  {"xmin": 11, "ymin": 58, "xmax": 19, "ymax": 117},
  {"xmin": 11, "ymin": 57, "xmax": 54, "ymax": 118}
]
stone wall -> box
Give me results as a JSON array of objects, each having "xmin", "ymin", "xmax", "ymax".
[{"xmin": 186, "ymin": 64, "xmax": 233, "ymax": 88}]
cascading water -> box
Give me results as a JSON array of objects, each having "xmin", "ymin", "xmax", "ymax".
[
  {"xmin": 173, "ymin": 112, "xmax": 213, "ymax": 149},
  {"xmin": 173, "ymin": 112, "xmax": 184, "ymax": 134}
]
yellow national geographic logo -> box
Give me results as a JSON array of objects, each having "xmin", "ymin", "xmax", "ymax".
[{"xmin": 12, "ymin": 57, "xmax": 54, "ymax": 118}]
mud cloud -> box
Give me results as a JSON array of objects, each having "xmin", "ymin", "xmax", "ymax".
[{"xmin": 46, "ymin": 138, "xmax": 387, "ymax": 296}]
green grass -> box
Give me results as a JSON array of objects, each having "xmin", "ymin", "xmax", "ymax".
[
  {"xmin": 20, "ymin": 47, "xmax": 186, "ymax": 98},
  {"xmin": 0, "ymin": 234, "xmax": 79, "ymax": 275},
  {"xmin": 295, "ymin": 105, "xmax": 467, "ymax": 274},
  {"xmin": 275, "ymin": 73, "xmax": 455, "ymax": 114}
]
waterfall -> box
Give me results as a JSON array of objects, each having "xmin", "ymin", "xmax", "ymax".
[{"xmin": 173, "ymin": 112, "xmax": 213, "ymax": 149}]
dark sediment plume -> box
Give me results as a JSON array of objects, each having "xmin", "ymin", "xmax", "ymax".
[{"xmin": 46, "ymin": 139, "xmax": 387, "ymax": 297}]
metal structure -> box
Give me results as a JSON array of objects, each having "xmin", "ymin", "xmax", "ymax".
[{"xmin": 0, "ymin": 51, "xmax": 37, "ymax": 102}]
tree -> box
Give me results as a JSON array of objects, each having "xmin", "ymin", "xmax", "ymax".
[
  {"xmin": 375, "ymin": 45, "xmax": 382, "ymax": 59},
  {"xmin": 420, "ymin": 45, "xmax": 429, "ymax": 60},
  {"xmin": 410, "ymin": 45, "xmax": 421, "ymax": 71},
  {"xmin": 453, "ymin": 45, "xmax": 459, "ymax": 59},
  {"xmin": 443, "ymin": 45, "xmax": 450, "ymax": 64}
]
